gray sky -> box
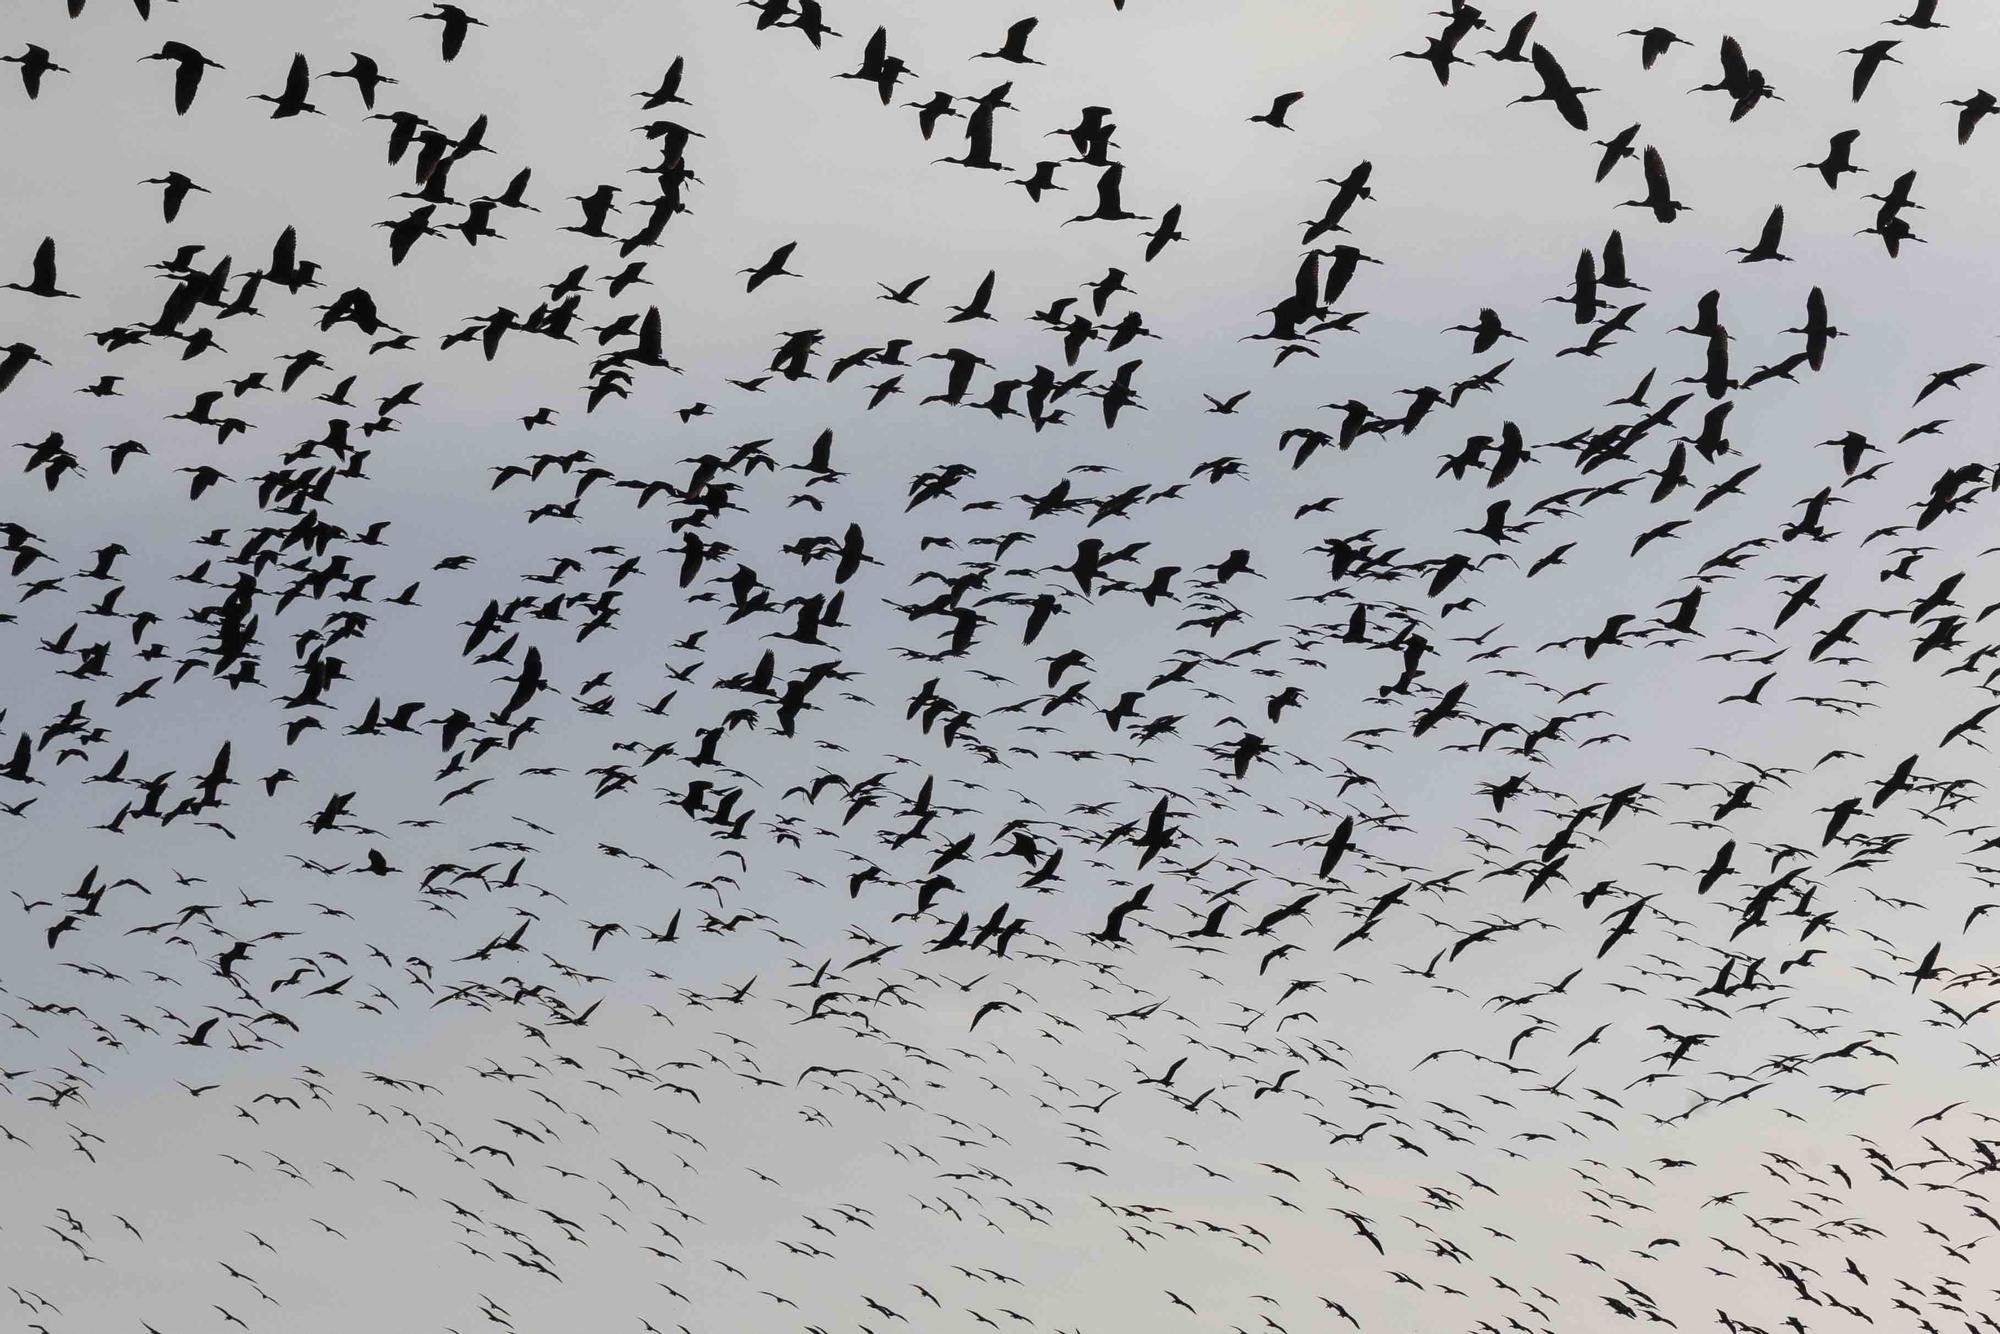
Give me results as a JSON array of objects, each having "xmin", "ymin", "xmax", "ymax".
[{"xmin": 6, "ymin": 2, "xmax": 2000, "ymax": 1333}]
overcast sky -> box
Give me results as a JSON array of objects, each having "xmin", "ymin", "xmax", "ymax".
[{"xmin": 6, "ymin": 3, "xmax": 2000, "ymax": 1333}]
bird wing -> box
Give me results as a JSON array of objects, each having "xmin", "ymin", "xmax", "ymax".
[
  {"xmin": 174, "ymin": 57, "xmax": 203, "ymax": 114},
  {"xmin": 1096, "ymin": 163, "xmax": 1124, "ymax": 215},
  {"xmin": 1759, "ymin": 206, "xmax": 1785, "ymax": 250},
  {"xmin": 1643, "ymin": 146, "xmax": 1668, "ymax": 198},
  {"xmin": 1718, "ymin": 35, "xmax": 1748, "ymax": 86}
]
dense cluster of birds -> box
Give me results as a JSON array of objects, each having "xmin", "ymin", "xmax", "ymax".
[{"xmin": 8, "ymin": 1, "xmax": 2000, "ymax": 1332}]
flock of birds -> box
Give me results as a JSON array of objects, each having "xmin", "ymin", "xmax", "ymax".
[{"xmin": 8, "ymin": 1, "xmax": 2000, "ymax": 1332}]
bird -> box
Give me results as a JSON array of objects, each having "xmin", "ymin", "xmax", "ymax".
[
  {"xmin": 1512, "ymin": 44, "xmax": 1594, "ymax": 131},
  {"xmin": 323, "ymin": 53, "xmax": 396, "ymax": 109},
  {"xmin": 1889, "ymin": 0, "xmax": 1946, "ymax": 29},
  {"xmin": 1623, "ymin": 27, "xmax": 1689, "ymax": 69},
  {"xmin": 0, "ymin": 342, "xmax": 48, "ymax": 394},
  {"xmin": 1916, "ymin": 362, "xmax": 1984, "ymax": 404},
  {"xmin": 974, "ymin": 18, "xmax": 1041, "ymax": 65},
  {"xmin": 414, "ymin": 4, "xmax": 486, "ymax": 62},
  {"xmin": 946, "ymin": 271, "xmax": 999, "ymax": 323},
  {"xmin": 1066, "ymin": 164, "xmax": 1149, "ymax": 224},
  {"xmin": 1845, "ymin": 40, "xmax": 1901, "ymax": 102},
  {"xmin": 1248, "ymin": 92, "xmax": 1305, "ymax": 130},
  {"xmin": 140, "ymin": 41, "xmax": 224, "ymax": 115},
  {"xmin": 1729, "ymin": 206, "xmax": 1790, "ymax": 263},
  {"xmin": 1945, "ymin": 90, "xmax": 1997, "ymax": 143},
  {"xmin": 1011, "ymin": 161, "xmax": 1064, "ymax": 202},
  {"xmin": 1692, "ymin": 36, "xmax": 1779, "ymax": 120},
  {"xmin": 1799, "ymin": 129, "xmax": 1865, "ymax": 189},
  {"xmin": 1592, "ymin": 123, "xmax": 1640, "ymax": 182},
  {"xmin": 636, "ymin": 56, "xmax": 688, "ymax": 109},
  {"xmin": 741, "ymin": 242, "xmax": 800, "ymax": 293},
  {"xmin": 3, "ymin": 238, "xmax": 78, "ymax": 298},
  {"xmin": 140, "ymin": 172, "xmax": 209, "ymax": 222},
  {"xmin": 2, "ymin": 44, "xmax": 69, "ymax": 99},
  {"xmin": 249, "ymin": 53, "xmax": 321, "ymax": 118},
  {"xmin": 1619, "ymin": 146, "xmax": 1687, "ymax": 223}
]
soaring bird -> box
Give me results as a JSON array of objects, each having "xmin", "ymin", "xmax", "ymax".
[
  {"xmin": 140, "ymin": 41, "xmax": 224, "ymax": 115},
  {"xmin": 2, "ymin": 44, "xmax": 68, "ymax": 99},
  {"xmin": 140, "ymin": 171, "xmax": 209, "ymax": 222},
  {"xmin": 1619, "ymin": 146, "xmax": 1687, "ymax": 223},
  {"xmin": 1845, "ymin": 40, "xmax": 1901, "ymax": 102},
  {"xmin": 1729, "ymin": 206, "xmax": 1790, "ymax": 263},
  {"xmin": 414, "ymin": 4, "xmax": 486, "ymax": 62},
  {"xmin": 1066, "ymin": 164, "xmax": 1149, "ymax": 224},
  {"xmin": 3, "ymin": 238, "xmax": 78, "ymax": 299},
  {"xmin": 250, "ymin": 53, "xmax": 321, "ymax": 118},
  {"xmin": 323, "ymin": 52, "xmax": 396, "ymax": 108},
  {"xmin": 1798, "ymin": 129, "xmax": 1864, "ymax": 189},
  {"xmin": 1622, "ymin": 26, "xmax": 1689, "ymax": 69},
  {"xmin": 974, "ymin": 18, "xmax": 1041, "ymax": 65},
  {"xmin": 1946, "ymin": 90, "xmax": 1997, "ymax": 144},
  {"xmin": 1248, "ymin": 91, "xmax": 1305, "ymax": 129},
  {"xmin": 740, "ymin": 242, "xmax": 800, "ymax": 293},
  {"xmin": 1512, "ymin": 44, "xmax": 1594, "ymax": 131}
]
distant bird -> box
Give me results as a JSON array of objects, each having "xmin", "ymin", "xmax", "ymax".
[
  {"xmin": 1888, "ymin": 0, "xmax": 1945, "ymax": 29},
  {"xmin": 1143, "ymin": 204, "xmax": 1186, "ymax": 261},
  {"xmin": 974, "ymin": 18, "xmax": 1041, "ymax": 65},
  {"xmin": 3, "ymin": 44, "xmax": 69, "ymax": 99},
  {"xmin": 140, "ymin": 41, "xmax": 224, "ymax": 115},
  {"xmin": 1445, "ymin": 309, "xmax": 1525, "ymax": 354},
  {"xmin": 1916, "ymin": 362, "xmax": 1984, "ymax": 405},
  {"xmin": 1486, "ymin": 12, "xmax": 1537, "ymax": 64},
  {"xmin": 323, "ymin": 53, "xmax": 396, "ymax": 109},
  {"xmin": 140, "ymin": 171, "xmax": 208, "ymax": 221},
  {"xmin": 1729, "ymin": 206, "xmax": 1790, "ymax": 263},
  {"xmin": 250, "ymin": 53, "xmax": 321, "ymax": 117},
  {"xmin": 1592, "ymin": 124, "xmax": 1640, "ymax": 182},
  {"xmin": 414, "ymin": 4, "xmax": 485, "ymax": 62},
  {"xmin": 741, "ymin": 242, "xmax": 800, "ymax": 293},
  {"xmin": 0, "ymin": 342, "xmax": 49, "ymax": 395},
  {"xmin": 1692, "ymin": 36, "xmax": 1778, "ymax": 120},
  {"xmin": 1845, "ymin": 40, "xmax": 1901, "ymax": 102},
  {"xmin": 1945, "ymin": 90, "xmax": 1997, "ymax": 144},
  {"xmin": 637, "ymin": 56, "xmax": 688, "ymax": 109},
  {"xmin": 1619, "ymin": 146, "xmax": 1687, "ymax": 223},
  {"xmin": 946, "ymin": 270, "xmax": 998, "ymax": 323},
  {"xmin": 1799, "ymin": 129, "xmax": 1865, "ymax": 189},
  {"xmin": 3, "ymin": 238, "xmax": 78, "ymax": 299},
  {"xmin": 1622, "ymin": 27, "xmax": 1689, "ymax": 69},
  {"xmin": 1011, "ymin": 161, "xmax": 1064, "ymax": 202},
  {"xmin": 1248, "ymin": 92, "xmax": 1305, "ymax": 130},
  {"xmin": 1787, "ymin": 286, "xmax": 1841, "ymax": 371},
  {"xmin": 1513, "ymin": 44, "xmax": 1594, "ymax": 130},
  {"xmin": 1066, "ymin": 164, "xmax": 1149, "ymax": 224}
]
